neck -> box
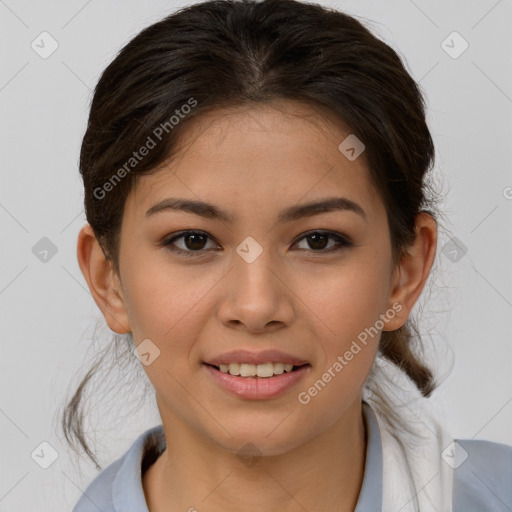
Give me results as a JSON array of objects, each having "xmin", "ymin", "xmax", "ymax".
[{"xmin": 143, "ymin": 399, "xmax": 367, "ymax": 512}]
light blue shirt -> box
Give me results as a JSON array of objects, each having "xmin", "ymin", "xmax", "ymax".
[{"xmin": 72, "ymin": 402, "xmax": 512, "ymax": 511}]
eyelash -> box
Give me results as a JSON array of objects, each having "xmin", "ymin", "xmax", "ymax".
[{"xmin": 160, "ymin": 230, "xmax": 353, "ymax": 258}]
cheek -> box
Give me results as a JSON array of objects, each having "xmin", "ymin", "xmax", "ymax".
[
  {"xmin": 120, "ymin": 257, "xmax": 195, "ymax": 341},
  {"xmin": 121, "ymin": 258, "xmax": 225, "ymax": 373},
  {"xmin": 297, "ymin": 271, "xmax": 384, "ymax": 413},
  {"xmin": 299, "ymin": 259, "xmax": 390, "ymax": 404},
  {"xmin": 302, "ymin": 258, "xmax": 391, "ymax": 343}
]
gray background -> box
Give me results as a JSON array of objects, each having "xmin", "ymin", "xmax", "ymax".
[{"xmin": 0, "ymin": 0, "xmax": 511, "ymax": 510}]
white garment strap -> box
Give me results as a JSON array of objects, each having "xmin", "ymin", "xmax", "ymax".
[{"xmin": 363, "ymin": 357, "xmax": 454, "ymax": 512}]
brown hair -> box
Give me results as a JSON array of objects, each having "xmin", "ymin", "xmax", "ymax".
[{"xmin": 60, "ymin": 0, "xmax": 448, "ymax": 469}]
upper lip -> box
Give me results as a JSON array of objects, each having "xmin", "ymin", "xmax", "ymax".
[{"xmin": 205, "ymin": 349, "xmax": 309, "ymax": 366}]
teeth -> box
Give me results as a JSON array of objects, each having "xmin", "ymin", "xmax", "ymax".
[{"xmin": 217, "ymin": 362, "xmax": 295, "ymax": 378}]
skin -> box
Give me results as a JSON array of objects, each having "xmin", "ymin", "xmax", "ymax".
[{"xmin": 77, "ymin": 99, "xmax": 437, "ymax": 512}]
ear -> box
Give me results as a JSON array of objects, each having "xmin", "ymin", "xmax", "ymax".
[
  {"xmin": 76, "ymin": 223, "xmax": 131, "ymax": 334},
  {"xmin": 383, "ymin": 212, "xmax": 437, "ymax": 331}
]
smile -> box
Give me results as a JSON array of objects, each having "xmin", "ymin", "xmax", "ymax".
[
  {"xmin": 204, "ymin": 363, "xmax": 311, "ymax": 399},
  {"xmin": 215, "ymin": 362, "xmax": 301, "ymax": 378}
]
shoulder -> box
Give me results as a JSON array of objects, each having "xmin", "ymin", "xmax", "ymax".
[
  {"xmin": 71, "ymin": 457, "xmax": 123, "ymax": 512},
  {"xmin": 72, "ymin": 425, "xmax": 165, "ymax": 512},
  {"xmin": 452, "ymin": 438, "xmax": 512, "ymax": 511}
]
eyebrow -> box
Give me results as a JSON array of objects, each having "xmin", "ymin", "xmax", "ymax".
[{"xmin": 145, "ymin": 196, "xmax": 367, "ymax": 223}]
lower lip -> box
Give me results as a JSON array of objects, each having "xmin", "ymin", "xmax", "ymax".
[{"xmin": 204, "ymin": 364, "xmax": 310, "ymax": 400}]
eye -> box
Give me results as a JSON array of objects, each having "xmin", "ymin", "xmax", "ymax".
[
  {"xmin": 292, "ymin": 230, "xmax": 353, "ymax": 253},
  {"xmin": 161, "ymin": 230, "xmax": 220, "ymax": 257},
  {"xmin": 160, "ymin": 229, "xmax": 352, "ymax": 257}
]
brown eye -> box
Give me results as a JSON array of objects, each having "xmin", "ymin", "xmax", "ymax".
[
  {"xmin": 181, "ymin": 233, "xmax": 208, "ymax": 251},
  {"xmin": 161, "ymin": 231, "xmax": 219, "ymax": 257},
  {"xmin": 161, "ymin": 229, "xmax": 352, "ymax": 258},
  {"xmin": 293, "ymin": 231, "xmax": 352, "ymax": 252}
]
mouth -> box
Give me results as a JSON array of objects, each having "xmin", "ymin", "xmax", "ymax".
[
  {"xmin": 203, "ymin": 361, "xmax": 311, "ymax": 399},
  {"xmin": 204, "ymin": 362, "xmax": 311, "ymax": 378}
]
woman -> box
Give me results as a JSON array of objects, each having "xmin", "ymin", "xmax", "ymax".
[{"xmin": 63, "ymin": 0, "xmax": 512, "ymax": 510}]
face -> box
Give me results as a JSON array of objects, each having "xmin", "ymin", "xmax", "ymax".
[{"xmin": 113, "ymin": 100, "xmax": 400, "ymax": 455}]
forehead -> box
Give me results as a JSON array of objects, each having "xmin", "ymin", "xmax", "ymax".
[{"xmin": 126, "ymin": 100, "xmax": 382, "ymax": 221}]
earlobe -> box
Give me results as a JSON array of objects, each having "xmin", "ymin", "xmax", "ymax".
[
  {"xmin": 76, "ymin": 223, "xmax": 131, "ymax": 334},
  {"xmin": 383, "ymin": 213, "xmax": 437, "ymax": 332}
]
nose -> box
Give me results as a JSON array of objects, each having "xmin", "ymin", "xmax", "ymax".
[{"xmin": 216, "ymin": 246, "xmax": 295, "ymax": 333}]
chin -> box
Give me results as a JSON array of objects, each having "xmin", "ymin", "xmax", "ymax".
[{"xmin": 207, "ymin": 421, "xmax": 306, "ymax": 458}]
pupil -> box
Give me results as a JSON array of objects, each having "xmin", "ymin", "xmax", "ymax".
[
  {"xmin": 186, "ymin": 233, "xmax": 206, "ymax": 250},
  {"xmin": 308, "ymin": 233, "xmax": 327, "ymax": 250}
]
